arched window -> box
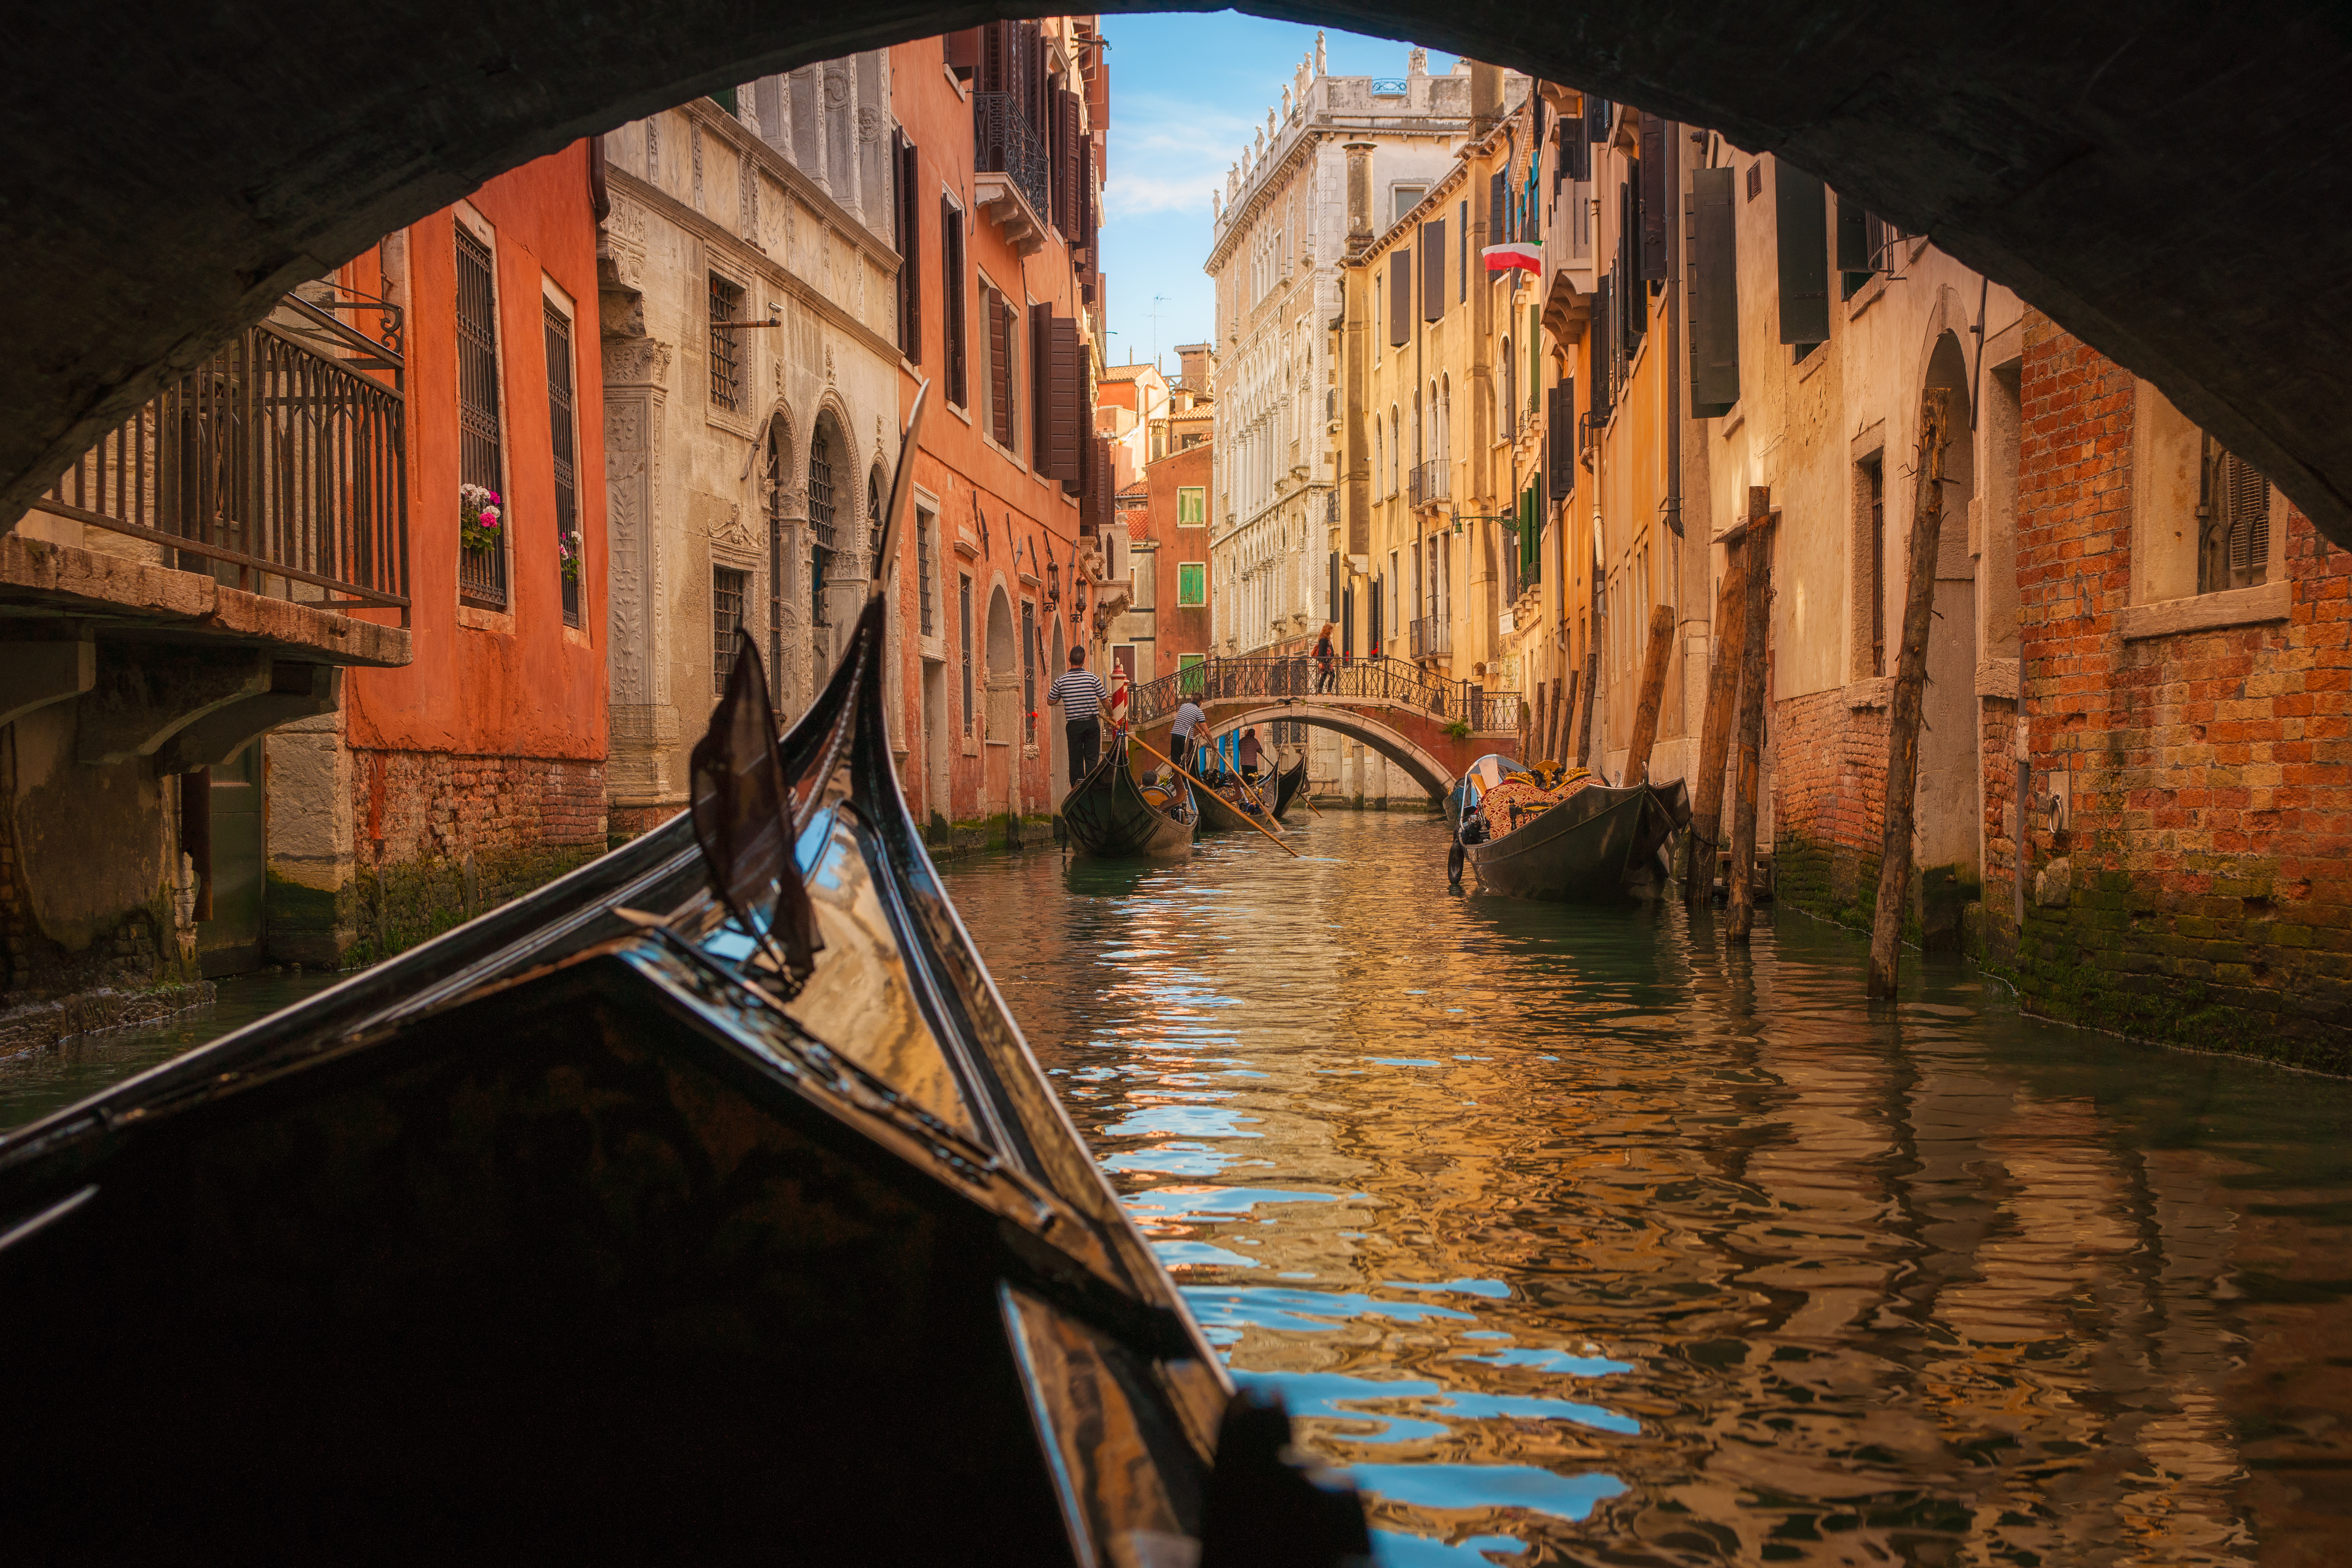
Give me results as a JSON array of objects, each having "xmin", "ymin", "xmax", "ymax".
[
  {"xmin": 808, "ymin": 426, "xmax": 836, "ymax": 633},
  {"xmin": 868, "ymin": 466, "xmax": 885, "ymax": 559},
  {"xmin": 1439, "ymin": 375, "xmax": 1451, "ymax": 464},
  {"xmin": 1389, "ymin": 407, "xmax": 1400, "ymax": 494},
  {"xmin": 1374, "ymin": 420, "xmax": 1384, "ymax": 499}
]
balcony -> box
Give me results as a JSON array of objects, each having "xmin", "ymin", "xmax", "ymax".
[
  {"xmin": 973, "ymin": 93, "xmax": 1049, "ymax": 256},
  {"xmin": 1408, "ymin": 615, "xmax": 1452, "ymax": 659},
  {"xmin": 1407, "ymin": 459, "xmax": 1450, "ymax": 509},
  {"xmin": 30, "ymin": 289, "xmax": 410, "ymax": 629}
]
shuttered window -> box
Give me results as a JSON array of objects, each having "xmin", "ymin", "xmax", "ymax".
[
  {"xmin": 1420, "ymin": 220, "xmax": 1446, "ymax": 321},
  {"xmin": 984, "ymin": 284, "xmax": 1014, "ymax": 447},
  {"xmin": 1638, "ymin": 114, "xmax": 1669, "ymax": 280},
  {"xmin": 1388, "ymin": 249, "xmax": 1411, "ymax": 348},
  {"xmin": 1547, "ymin": 381, "xmax": 1575, "ymax": 501},
  {"xmin": 895, "ymin": 135, "xmax": 921, "ymax": 361},
  {"xmin": 1049, "ymin": 313, "xmax": 1083, "ymax": 489},
  {"xmin": 2203, "ymin": 441, "xmax": 2274, "ymax": 592},
  {"xmin": 1775, "ymin": 162, "xmax": 1831, "ymax": 347},
  {"xmin": 1178, "ymin": 562, "xmax": 1206, "ymax": 606},
  {"xmin": 1457, "ymin": 200, "xmax": 1469, "ymax": 301},
  {"xmin": 1177, "ymin": 487, "xmax": 1205, "ymax": 526},
  {"xmin": 1689, "ymin": 166, "xmax": 1741, "ymax": 418},
  {"xmin": 1589, "ymin": 274, "xmax": 1614, "ymax": 430},
  {"xmin": 959, "ymin": 573, "xmax": 974, "ymax": 733},
  {"xmin": 1489, "ymin": 170, "xmax": 1507, "ymax": 244},
  {"xmin": 942, "ymin": 197, "xmax": 967, "ymax": 406}
]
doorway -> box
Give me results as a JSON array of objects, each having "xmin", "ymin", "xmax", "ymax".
[{"xmin": 197, "ymin": 742, "xmax": 264, "ymax": 977}]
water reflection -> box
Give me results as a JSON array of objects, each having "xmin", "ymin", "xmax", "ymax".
[{"xmin": 947, "ymin": 812, "xmax": 2352, "ymax": 1566}]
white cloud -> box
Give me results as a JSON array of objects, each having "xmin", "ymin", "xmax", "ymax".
[{"xmin": 1106, "ymin": 93, "xmax": 1256, "ymax": 219}]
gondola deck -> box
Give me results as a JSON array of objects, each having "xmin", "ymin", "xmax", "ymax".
[{"xmin": 1060, "ymin": 736, "xmax": 1197, "ymax": 858}]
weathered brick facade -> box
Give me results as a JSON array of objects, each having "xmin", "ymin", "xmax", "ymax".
[
  {"xmin": 1772, "ymin": 684, "xmax": 1890, "ymax": 927},
  {"xmin": 2008, "ymin": 312, "xmax": 2352, "ymax": 1067}
]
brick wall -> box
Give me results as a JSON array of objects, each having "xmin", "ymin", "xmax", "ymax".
[
  {"xmin": 2010, "ymin": 310, "xmax": 2352, "ymax": 1068},
  {"xmin": 1771, "ymin": 684, "xmax": 1890, "ymax": 927},
  {"xmin": 304, "ymin": 748, "xmax": 608, "ymax": 967}
]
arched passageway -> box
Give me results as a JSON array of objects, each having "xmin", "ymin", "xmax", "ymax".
[{"xmin": 6, "ymin": 4, "xmax": 2352, "ymax": 546}]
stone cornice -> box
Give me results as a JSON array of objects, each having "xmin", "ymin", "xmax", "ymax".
[
  {"xmin": 679, "ymin": 96, "xmax": 901, "ymax": 273},
  {"xmin": 608, "ymin": 166, "xmax": 901, "ymax": 368}
]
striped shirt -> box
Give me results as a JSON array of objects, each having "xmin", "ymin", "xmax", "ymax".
[
  {"xmin": 1047, "ymin": 669, "xmax": 1109, "ymax": 722},
  {"xmin": 1170, "ymin": 701, "xmax": 1206, "ymax": 738}
]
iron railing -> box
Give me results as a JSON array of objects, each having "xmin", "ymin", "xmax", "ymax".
[
  {"xmin": 1408, "ymin": 460, "xmax": 1450, "ymax": 508},
  {"xmin": 1129, "ymin": 655, "xmax": 1516, "ymax": 733},
  {"xmin": 35, "ymin": 289, "xmax": 408, "ymax": 622},
  {"xmin": 973, "ymin": 92, "xmax": 1051, "ymax": 223},
  {"xmin": 1408, "ymin": 615, "xmax": 1453, "ymax": 658}
]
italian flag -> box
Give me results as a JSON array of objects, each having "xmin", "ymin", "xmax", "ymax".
[{"xmin": 1482, "ymin": 242, "xmax": 1543, "ymax": 274}]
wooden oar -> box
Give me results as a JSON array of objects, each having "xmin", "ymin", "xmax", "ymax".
[{"xmin": 1126, "ymin": 732, "xmax": 1301, "ymax": 859}]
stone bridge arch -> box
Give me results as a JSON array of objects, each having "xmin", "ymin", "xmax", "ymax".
[
  {"xmin": 1150, "ymin": 699, "xmax": 1478, "ymax": 802},
  {"xmin": 7, "ymin": 2, "xmax": 2352, "ymax": 551}
]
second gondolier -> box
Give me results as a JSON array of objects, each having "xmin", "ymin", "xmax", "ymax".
[{"xmin": 1047, "ymin": 646, "xmax": 1111, "ymax": 784}]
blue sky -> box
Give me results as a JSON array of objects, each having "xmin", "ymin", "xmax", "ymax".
[{"xmin": 1097, "ymin": 13, "xmax": 1453, "ymax": 375}]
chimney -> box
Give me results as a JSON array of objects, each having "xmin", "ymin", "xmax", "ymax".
[
  {"xmin": 1174, "ymin": 342, "xmax": 1216, "ymax": 397},
  {"xmin": 1344, "ymin": 141, "xmax": 1375, "ymax": 251},
  {"xmin": 1470, "ymin": 61, "xmax": 1503, "ymax": 129}
]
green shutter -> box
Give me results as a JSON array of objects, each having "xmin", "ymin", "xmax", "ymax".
[{"xmin": 1178, "ymin": 562, "xmax": 1206, "ymax": 606}]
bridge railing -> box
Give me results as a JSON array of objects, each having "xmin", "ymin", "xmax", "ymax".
[{"xmin": 1129, "ymin": 655, "xmax": 1519, "ymax": 734}]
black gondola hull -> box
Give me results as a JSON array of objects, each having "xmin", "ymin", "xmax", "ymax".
[
  {"xmin": 0, "ymin": 597, "xmax": 1251, "ymax": 1567},
  {"xmin": 1060, "ymin": 739, "xmax": 1196, "ymax": 857},
  {"xmin": 1271, "ymin": 757, "xmax": 1308, "ymax": 820},
  {"xmin": 1465, "ymin": 779, "xmax": 1693, "ymax": 901}
]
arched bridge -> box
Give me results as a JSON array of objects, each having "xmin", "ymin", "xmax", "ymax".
[{"xmin": 1129, "ymin": 658, "xmax": 1517, "ymax": 801}]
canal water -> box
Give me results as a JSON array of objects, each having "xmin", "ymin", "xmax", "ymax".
[
  {"xmin": 940, "ymin": 811, "xmax": 2352, "ymax": 1568},
  {"xmin": 4, "ymin": 814, "xmax": 2346, "ymax": 1564}
]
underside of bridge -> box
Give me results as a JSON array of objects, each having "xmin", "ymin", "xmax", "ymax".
[
  {"xmin": 1179, "ymin": 703, "xmax": 1457, "ymax": 799},
  {"xmin": 6, "ymin": 4, "xmax": 2352, "ymax": 543}
]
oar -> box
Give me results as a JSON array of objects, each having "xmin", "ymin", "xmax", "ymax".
[{"xmin": 1126, "ymin": 731, "xmax": 1301, "ymax": 859}]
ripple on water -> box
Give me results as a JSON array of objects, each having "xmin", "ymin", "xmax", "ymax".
[{"xmin": 944, "ymin": 813, "xmax": 2352, "ymax": 1566}]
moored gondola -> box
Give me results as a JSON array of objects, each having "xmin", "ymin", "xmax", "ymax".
[
  {"xmin": 0, "ymin": 392, "xmax": 1366, "ymax": 1567},
  {"xmin": 1061, "ymin": 733, "xmax": 1197, "ymax": 857},
  {"xmin": 1270, "ymin": 753, "xmax": 1309, "ymax": 820},
  {"xmin": 1450, "ymin": 753, "xmax": 1691, "ymax": 900}
]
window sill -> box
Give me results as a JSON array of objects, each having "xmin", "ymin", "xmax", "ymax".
[
  {"xmin": 1796, "ymin": 343, "xmax": 1830, "ymax": 382},
  {"xmin": 561, "ymin": 621, "xmax": 593, "ymax": 650},
  {"xmin": 1846, "ymin": 271, "xmax": 1889, "ymax": 319},
  {"xmin": 458, "ymin": 599, "xmax": 513, "ymax": 633},
  {"xmin": 2119, "ymin": 580, "xmax": 2290, "ymax": 641}
]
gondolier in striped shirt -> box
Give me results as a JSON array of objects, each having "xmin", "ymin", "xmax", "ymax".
[{"xmin": 1046, "ymin": 646, "xmax": 1110, "ymax": 784}]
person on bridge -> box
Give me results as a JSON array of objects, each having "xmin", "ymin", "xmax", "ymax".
[
  {"xmin": 1314, "ymin": 624, "xmax": 1337, "ymax": 692},
  {"xmin": 1047, "ymin": 646, "xmax": 1109, "ymax": 785},
  {"xmin": 1238, "ymin": 728, "xmax": 1264, "ymax": 783},
  {"xmin": 1170, "ymin": 696, "xmax": 1206, "ymax": 772}
]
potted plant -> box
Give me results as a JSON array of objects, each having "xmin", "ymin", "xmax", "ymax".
[
  {"xmin": 460, "ymin": 484, "xmax": 502, "ymax": 554},
  {"xmin": 559, "ymin": 528, "xmax": 580, "ymax": 582}
]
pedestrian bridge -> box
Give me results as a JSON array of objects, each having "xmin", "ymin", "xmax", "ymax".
[{"xmin": 1129, "ymin": 658, "xmax": 1518, "ymax": 801}]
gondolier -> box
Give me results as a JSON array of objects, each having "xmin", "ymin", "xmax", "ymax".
[
  {"xmin": 1047, "ymin": 646, "xmax": 1110, "ymax": 784},
  {"xmin": 1169, "ymin": 696, "xmax": 1206, "ymax": 771}
]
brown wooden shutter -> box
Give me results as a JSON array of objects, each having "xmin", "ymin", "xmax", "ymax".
[
  {"xmin": 1489, "ymin": 170, "xmax": 1507, "ymax": 243},
  {"xmin": 1080, "ymin": 132, "xmax": 1097, "ymax": 250},
  {"xmin": 1589, "ymin": 274, "xmax": 1613, "ymax": 428},
  {"xmin": 942, "ymin": 196, "xmax": 967, "ymax": 406},
  {"xmin": 1049, "ymin": 313, "xmax": 1082, "ymax": 489},
  {"xmin": 987, "ymin": 288, "xmax": 1013, "ymax": 445},
  {"xmin": 894, "ymin": 132, "xmax": 920, "ymax": 362},
  {"xmin": 1388, "ymin": 249, "xmax": 1411, "ymax": 348},
  {"xmin": 1420, "ymin": 219, "xmax": 1446, "ymax": 321},
  {"xmin": 945, "ymin": 29, "xmax": 980, "ymax": 81},
  {"xmin": 1638, "ymin": 114, "xmax": 1669, "ymax": 279},
  {"xmin": 1030, "ymin": 302, "xmax": 1053, "ymax": 461},
  {"xmin": 1689, "ymin": 165, "xmax": 1740, "ymax": 417},
  {"xmin": 1775, "ymin": 162, "xmax": 1831, "ymax": 346},
  {"xmin": 1052, "ymin": 89, "xmax": 1077, "ymax": 235}
]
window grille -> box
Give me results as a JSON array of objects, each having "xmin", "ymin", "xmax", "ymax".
[
  {"xmin": 918, "ymin": 510, "xmax": 936, "ymax": 636},
  {"xmin": 809, "ymin": 428, "xmax": 836, "ymax": 628},
  {"xmin": 545, "ymin": 304, "xmax": 580, "ymax": 627},
  {"xmin": 712, "ymin": 566, "xmax": 747, "ymax": 696},
  {"xmin": 455, "ymin": 227, "xmax": 506, "ymax": 607},
  {"xmin": 708, "ymin": 273, "xmax": 744, "ymax": 410},
  {"xmin": 869, "ymin": 469, "xmax": 885, "ymax": 557},
  {"xmin": 960, "ymin": 574, "xmax": 975, "ymax": 733}
]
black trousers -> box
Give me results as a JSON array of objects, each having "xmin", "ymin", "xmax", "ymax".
[
  {"xmin": 1171, "ymin": 733, "xmax": 1193, "ymax": 772},
  {"xmin": 1066, "ymin": 718, "xmax": 1100, "ymax": 783}
]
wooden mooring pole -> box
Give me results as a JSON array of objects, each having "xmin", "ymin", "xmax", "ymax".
[
  {"xmin": 1574, "ymin": 577, "xmax": 1602, "ymax": 769},
  {"xmin": 1623, "ymin": 604, "xmax": 1678, "ymax": 784},
  {"xmin": 1728, "ymin": 488, "xmax": 1775, "ymax": 944},
  {"xmin": 1868, "ymin": 388, "xmax": 1954, "ymax": 997},
  {"xmin": 1685, "ymin": 528, "xmax": 1752, "ymax": 911}
]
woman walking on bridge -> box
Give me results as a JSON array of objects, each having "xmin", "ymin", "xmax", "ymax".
[{"xmin": 1314, "ymin": 624, "xmax": 1337, "ymax": 693}]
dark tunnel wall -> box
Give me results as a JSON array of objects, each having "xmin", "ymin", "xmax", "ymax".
[{"xmin": 7, "ymin": 1, "xmax": 2352, "ymax": 540}]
